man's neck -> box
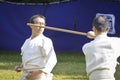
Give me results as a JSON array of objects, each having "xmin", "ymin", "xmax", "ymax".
[
  {"xmin": 31, "ymin": 33, "xmax": 42, "ymax": 39},
  {"xmin": 96, "ymin": 32, "xmax": 107, "ymax": 36}
]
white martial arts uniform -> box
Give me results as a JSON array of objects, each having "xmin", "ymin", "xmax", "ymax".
[
  {"xmin": 21, "ymin": 34, "xmax": 57, "ymax": 80},
  {"xmin": 82, "ymin": 34, "xmax": 120, "ymax": 80}
]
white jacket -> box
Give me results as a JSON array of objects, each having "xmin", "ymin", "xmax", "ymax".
[
  {"xmin": 82, "ymin": 34, "xmax": 120, "ymax": 75},
  {"xmin": 21, "ymin": 34, "xmax": 57, "ymax": 74}
]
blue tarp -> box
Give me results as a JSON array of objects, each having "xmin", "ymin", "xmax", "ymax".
[{"xmin": 0, "ymin": 0, "xmax": 120, "ymax": 52}]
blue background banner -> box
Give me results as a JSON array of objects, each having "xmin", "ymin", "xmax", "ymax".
[{"xmin": 0, "ymin": 0, "xmax": 120, "ymax": 52}]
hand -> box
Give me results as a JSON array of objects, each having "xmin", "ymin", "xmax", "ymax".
[
  {"xmin": 26, "ymin": 70, "xmax": 43, "ymax": 80},
  {"xmin": 14, "ymin": 65, "xmax": 22, "ymax": 72},
  {"xmin": 86, "ymin": 31, "xmax": 96, "ymax": 39}
]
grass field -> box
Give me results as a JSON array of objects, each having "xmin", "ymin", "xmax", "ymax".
[{"xmin": 0, "ymin": 50, "xmax": 120, "ymax": 80}]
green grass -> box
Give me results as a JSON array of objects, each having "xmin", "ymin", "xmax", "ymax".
[{"xmin": 0, "ymin": 50, "xmax": 120, "ymax": 80}]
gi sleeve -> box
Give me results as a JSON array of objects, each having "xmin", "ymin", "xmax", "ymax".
[{"xmin": 40, "ymin": 39, "xmax": 57, "ymax": 74}]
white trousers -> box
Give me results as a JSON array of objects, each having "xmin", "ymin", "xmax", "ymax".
[
  {"xmin": 21, "ymin": 70, "xmax": 53, "ymax": 80},
  {"xmin": 89, "ymin": 69, "xmax": 115, "ymax": 80}
]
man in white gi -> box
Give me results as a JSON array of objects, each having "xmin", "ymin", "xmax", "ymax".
[
  {"xmin": 82, "ymin": 16, "xmax": 120, "ymax": 80},
  {"xmin": 14, "ymin": 14, "xmax": 57, "ymax": 80}
]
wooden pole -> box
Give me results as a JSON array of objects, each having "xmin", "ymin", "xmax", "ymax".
[{"xmin": 27, "ymin": 23, "xmax": 87, "ymax": 36}]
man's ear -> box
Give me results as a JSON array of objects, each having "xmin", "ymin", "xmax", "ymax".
[{"xmin": 92, "ymin": 26, "xmax": 99, "ymax": 35}]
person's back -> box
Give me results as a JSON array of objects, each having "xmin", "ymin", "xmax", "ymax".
[
  {"xmin": 83, "ymin": 35, "xmax": 119, "ymax": 76},
  {"xmin": 82, "ymin": 16, "xmax": 120, "ymax": 80}
]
